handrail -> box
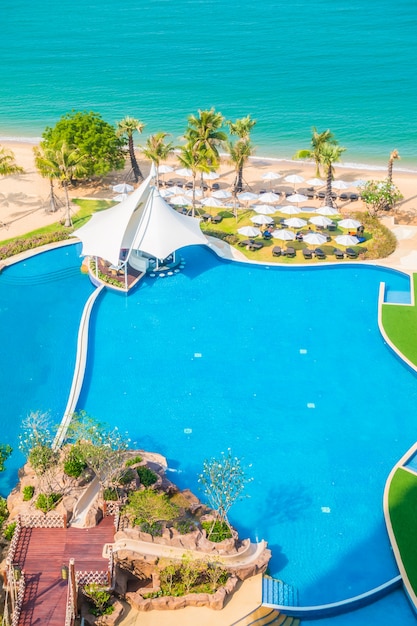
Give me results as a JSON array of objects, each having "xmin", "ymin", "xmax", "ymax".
[{"xmin": 53, "ymin": 285, "xmax": 104, "ymax": 450}]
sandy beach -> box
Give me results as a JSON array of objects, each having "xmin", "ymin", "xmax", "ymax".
[{"xmin": 1, "ymin": 140, "xmax": 417, "ymax": 242}]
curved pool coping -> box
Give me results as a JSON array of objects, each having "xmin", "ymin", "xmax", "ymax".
[{"xmin": 383, "ymin": 441, "xmax": 417, "ymax": 614}]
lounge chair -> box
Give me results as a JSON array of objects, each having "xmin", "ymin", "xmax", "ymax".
[
  {"xmin": 349, "ymin": 193, "xmax": 359, "ymax": 202},
  {"xmin": 339, "ymin": 192, "xmax": 349, "ymax": 201},
  {"xmin": 211, "ymin": 183, "xmax": 220, "ymax": 190},
  {"xmin": 327, "ymin": 223, "xmax": 337, "ymax": 232},
  {"xmin": 302, "ymin": 248, "xmax": 313, "ymax": 260},
  {"xmin": 263, "ymin": 231, "xmax": 273, "ymax": 240},
  {"xmin": 211, "ymin": 215, "xmax": 223, "ymax": 224},
  {"xmin": 346, "ymin": 247, "xmax": 358, "ymax": 259},
  {"xmin": 284, "ymin": 246, "xmax": 296, "ymax": 258},
  {"xmin": 333, "ymin": 248, "xmax": 344, "ymax": 259},
  {"xmin": 272, "ymin": 246, "xmax": 282, "ymax": 257},
  {"xmin": 314, "ymin": 248, "xmax": 326, "ymax": 259},
  {"xmin": 238, "ymin": 239, "xmax": 251, "ymax": 247},
  {"xmin": 249, "ymin": 241, "xmax": 264, "ymax": 250}
]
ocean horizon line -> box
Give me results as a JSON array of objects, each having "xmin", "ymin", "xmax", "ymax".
[{"xmin": 2, "ymin": 135, "xmax": 417, "ymax": 176}]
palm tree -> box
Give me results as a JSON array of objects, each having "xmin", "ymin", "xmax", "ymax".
[
  {"xmin": 0, "ymin": 145, "xmax": 24, "ymax": 176},
  {"xmin": 227, "ymin": 115, "xmax": 256, "ymax": 140},
  {"xmin": 141, "ymin": 132, "xmax": 174, "ymax": 187},
  {"xmin": 387, "ymin": 149, "xmax": 400, "ymax": 184},
  {"xmin": 294, "ymin": 127, "xmax": 337, "ymax": 177},
  {"xmin": 116, "ymin": 116, "xmax": 145, "ymax": 182},
  {"xmin": 320, "ymin": 143, "xmax": 346, "ymax": 207},
  {"xmin": 228, "ymin": 138, "xmax": 255, "ymax": 196},
  {"xmin": 184, "ymin": 108, "xmax": 227, "ymax": 181},
  {"xmin": 177, "ymin": 145, "xmax": 210, "ymax": 217},
  {"xmin": 34, "ymin": 145, "xmax": 62, "ymax": 213},
  {"xmin": 35, "ymin": 143, "xmax": 87, "ymax": 227}
]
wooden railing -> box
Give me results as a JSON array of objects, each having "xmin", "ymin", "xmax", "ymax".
[
  {"xmin": 19, "ymin": 513, "xmax": 66, "ymax": 528},
  {"xmin": 5, "ymin": 517, "xmax": 22, "ymax": 567}
]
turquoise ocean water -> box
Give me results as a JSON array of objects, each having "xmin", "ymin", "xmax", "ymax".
[{"xmin": 1, "ymin": 0, "xmax": 417, "ymax": 167}]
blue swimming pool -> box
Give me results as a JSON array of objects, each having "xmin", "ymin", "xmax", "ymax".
[{"xmin": 1, "ymin": 243, "xmax": 417, "ymax": 623}]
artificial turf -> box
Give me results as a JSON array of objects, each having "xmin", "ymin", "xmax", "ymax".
[
  {"xmin": 388, "ymin": 467, "xmax": 417, "ymax": 594},
  {"xmin": 381, "ymin": 274, "xmax": 417, "ymax": 366}
]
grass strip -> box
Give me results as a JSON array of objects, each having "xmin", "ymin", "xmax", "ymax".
[{"xmin": 381, "ymin": 274, "xmax": 417, "ymax": 366}]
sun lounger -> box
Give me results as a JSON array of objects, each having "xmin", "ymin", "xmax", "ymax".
[
  {"xmin": 346, "ymin": 247, "xmax": 358, "ymax": 259},
  {"xmin": 238, "ymin": 239, "xmax": 251, "ymax": 247},
  {"xmin": 249, "ymin": 241, "xmax": 263, "ymax": 250},
  {"xmin": 314, "ymin": 248, "xmax": 326, "ymax": 259},
  {"xmin": 339, "ymin": 192, "xmax": 349, "ymax": 201},
  {"xmin": 272, "ymin": 246, "xmax": 282, "ymax": 257},
  {"xmin": 349, "ymin": 193, "xmax": 359, "ymax": 202},
  {"xmin": 334, "ymin": 248, "xmax": 344, "ymax": 259},
  {"xmin": 211, "ymin": 215, "xmax": 223, "ymax": 224},
  {"xmin": 302, "ymin": 248, "xmax": 313, "ymax": 260},
  {"xmin": 284, "ymin": 246, "xmax": 296, "ymax": 258}
]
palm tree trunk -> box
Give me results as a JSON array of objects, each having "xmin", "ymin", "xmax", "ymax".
[
  {"xmin": 324, "ymin": 166, "xmax": 334, "ymax": 207},
  {"xmin": 387, "ymin": 160, "xmax": 393, "ymax": 185},
  {"xmin": 63, "ymin": 183, "xmax": 72, "ymax": 227},
  {"xmin": 236, "ymin": 165, "xmax": 244, "ymax": 193},
  {"xmin": 192, "ymin": 174, "xmax": 197, "ymax": 218},
  {"xmin": 128, "ymin": 135, "xmax": 143, "ymax": 182},
  {"xmin": 49, "ymin": 179, "xmax": 58, "ymax": 213}
]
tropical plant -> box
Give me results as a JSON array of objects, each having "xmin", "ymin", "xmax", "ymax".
[
  {"xmin": 0, "ymin": 497, "xmax": 9, "ymax": 528},
  {"xmin": 124, "ymin": 489, "xmax": 179, "ymax": 526},
  {"xmin": 41, "ymin": 110, "xmax": 125, "ymax": 178},
  {"xmin": 34, "ymin": 143, "xmax": 87, "ymax": 226},
  {"xmin": 176, "ymin": 145, "xmax": 210, "ymax": 216},
  {"xmin": 35, "ymin": 492, "xmax": 61, "ymax": 513},
  {"xmin": 3, "ymin": 521, "xmax": 16, "ymax": 541},
  {"xmin": 0, "ymin": 444, "xmax": 12, "ymax": 472},
  {"xmin": 141, "ymin": 132, "xmax": 174, "ymax": 187},
  {"xmin": 22, "ymin": 485, "xmax": 35, "ymax": 501},
  {"xmin": 19, "ymin": 411, "xmax": 59, "ymax": 477},
  {"xmin": 33, "ymin": 144, "xmax": 63, "ymax": 213},
  {"xmin": 185, "ymin": 108, "xmax": 226, "ymax": 169},
  {"xmin": 293, "ymin": 127, "xmax": 337, "ymax": 177},
  {"xmin": 63, "ymin": 445, "xmax": 87, "ymax": 478},
  {"xmin": 228, "ymin": 137, "xmax": 255, "ymax": 196},
  {"xmin": 137, "ymin": 465, "xmax": 158, "ymax": 487},
  {"xmin": 0, "ymin": 145, "xmax": 24, "ymax": 176},
  {"xmin": 201, "ymin": 520, "xmax": 232, "ymax": 542},
  {"xmin": 83, "ymin": 583, "xmax": 114, "ymax": 616},
  {"xmin": 387, "ymin": 149, "xmax": 400, "ymax": 185},
  {"xmin": 319, "ymin": 142, "xmax": 346, "ymax": 206},
  {"xmin": 125, "ymin": 455, "xmax": 143, "ymax": 467},
  {"xmin": 227, "ymin": 114, "xmax": 256, "ymax": 140},
  {"xmin": 198, "ymin": 448, "xmax": 252, "ymax": 532},
  {"xmin": 116, "ymin": 116, "xmax": 145, "ymax": 182},
  {"xmin": 360, "ymin": 179, "xmax": 403, "ymax": 216}
]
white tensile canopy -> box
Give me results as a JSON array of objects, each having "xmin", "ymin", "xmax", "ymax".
[{"xmin": 72, "ymin": 175, "xmax": 207, "ymax": 266}]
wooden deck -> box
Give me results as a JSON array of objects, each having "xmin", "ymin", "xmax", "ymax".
[{"xmin": 15, "ymin": 516, "xmax": 115, "ymax": 626}]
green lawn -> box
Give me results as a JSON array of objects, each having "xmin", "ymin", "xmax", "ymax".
[
  {"xmin": 388, "ymin": 467, "xmax": 417, "ymax": 593},
  {"xmin": 381, "ymin": 274, "xmax": 417, "ymax": 366}
]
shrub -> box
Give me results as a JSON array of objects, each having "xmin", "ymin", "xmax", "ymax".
[
  {"xmin": 83, "ymin": 583, "xmax": 114, "ymax": 616},
  {"xmin": 201, "ymin": 520, "xmax": 232, "ymax": 543},
  {"xmin": 22, "ymin": 485, "xmax": 35, "ymax": 501},
  {"xmin": 351, "ymin": 211, "xmax": 397, "ymax": 259},
  {"xmin": 4, "ymin": 522, "xmax": 16, "ymax": 541},
  {"xmin": 35, "ymin": 492, "xmax": 61, "ymax": 513},
  {"xmin": 0, "ymin": 497, "xmax": 9, "ymax": 527},
  {"xmin": 118, "ymin": 468, "xmax": 136, "ymax": 485},
  {"xmin": 137, "ymin": 466, "xmax": 158, "ymax": 487},
  {"xmin": 125, "ymin": 455, "xmax": 143, "ymax": 467},
  {"xmin": 103, "ymin": 488, "xmax": 118, "ymax": 501},
  {"xmin": 0, "ymin": 231, "xmax": 70, "ymax": 260},
  {"xmin": 140, "ymin": 521, "xmax": 163, "ymax": 536},
  {"xmin": 174, "ymin": 519, "xmax": 196, "ymax": 535},
  {"xmin": 29, "ymin": 444, "xmax": 59, "ymax": 475},
  {"xmin": 63, "ymin": 446, "xmax": 87, "ymax": 478},
  {"xmin": 124, "ymin": 489, "xmax": 179, "ymax": 527}
]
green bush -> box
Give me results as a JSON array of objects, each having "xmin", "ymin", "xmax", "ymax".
[
  {"xmin": 0, "ymin": 497, "xmax": 9, "ymax": 527},
  {"xmin": 22, "ymin": 485, "xmax": 35, "ymax": 501},
  {"xmin": 63, "ymin": 447, "xmax": 87, "ymax": 478},
  {"xmin": 137, "ymin": 466, "xmax": 158, "ymax": 487},
  {"xmin": 118, "ymin": 468, "xmax": 136, "ymax": 485},
  {"xmin": 201, "ymin": 520, "xmax": 232, "ymax": 543},
  {"xmin": 29, "ymin": 444, "xmax": 59, "ymax": 475},
  {"xmin": 174, "ymin": 519, "xmax": 196, "ymax": 535},
  {"xmin": 4, "ymin": 522, "xmax": 16, "ymax": 541},
  {"xmin": 140, "ymin": 521, "xmax": 163, "ymax": 536},
  {"xmin": 125, "ymin": 455, "xmax": 143, "ymax": 467},
  {"xmin": 103, "ymin": 488, "xmax": 118, "ymax": 501},
  {"xmin": 0, "ymin": 231, "xmax": 70, "ymax": 260},
  {"xmin": 83, "ymin": 583, "xmax": 114, "ymax": 616},
  {"xmin": 35, "ymin": 492, "xmax": 61, "ymax": 513}
]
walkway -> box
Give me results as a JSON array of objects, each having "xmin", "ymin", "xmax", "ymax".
[{"xmin": 15, "ymin": 516, "xmax": 114, "ymax": 626}]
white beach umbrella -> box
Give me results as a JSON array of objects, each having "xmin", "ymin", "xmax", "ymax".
[
  {"xmin": 238, "ymin": 226, "xmax": 261, "ymax": 237},
  {"xmin": 287, "ymin": 193, "xmax": 308, "ymax": 204},
  {"xmin": 306, "ymin": 178, "xmax": 325, "ymax": 187},
  {"xmin": 338, "ymin": 218, "xmax": 362, "ymax": 229},
  {"xmin": 332, "ymin": 180, "xmax": 350, "ymax": 190},
  {"xmin": 175, "ymin": 168, "xmax": 193, "ymax": 177},
  {"xmin": 185, "ymin": 188, "xmax": 203, "ymax": 198},
  {"xmin": 310, "ymin": 215, "xmax": 333, "ymax": 227},
  {"xmin": 170, "ymin": 185, "xmax": 185, "ymax": 195},
  {"xmin": 251, "ymin": 214, "xmax": 274, "ymax": 225},
  {"xmin": 212, "ymin": 189, "xmax": 232, "ymax": 199},
  {"xmin": 271, "ymin": 229, "xmax": 296, "ymax": 241},
  {"xmin": 253, "ymin": 204, "xmax": 277, "ymax": 215},
  {"xmin": 170, "ymin": 195, "xmax": 191, "ymax": 205},
  {"xmin": 353, "ymin": 179, "xmax": 367, "ymax": 188},
  {"xmin": 303, "ymin": 232, "xmax": 328, "ymax": 245},
  {"xmin": 257, "ymin": 191, "xmax": 281, "ymax": 204},
  {"xmin": 203, "ymin": 171, "xmax": 220, "ymax": 181},
  {"xmin": 284, "ymin": 174, "xmax": 305, "ymax": 186},
  {"xmin": 279, "ymin": 205, "xmax": 301, "ymax": 215},
  {"xmin": 113, "ymin": 193, "xmax": 128, "ymax": 202},
  {"xmin": 112, "ymin": 183, "xmax": 134, "ymax": 193},
  {"xmin": 284, "ymin": 217, "xmax": 307, "ymax": 228},
  {"xmin": 262, "ymin": 171, "xmax": 282, "ymax": 181},
  {"xmin": 316, "ymin": 206, "xmax": 339, "ymax": 216},
  {"xmin": 159, "ymin": 188, "xmax": 175, "ymax": 198},
  {"xmin": 201, "ymin": 196, "xmax": 224, "ymax": 208},
  {"xmin": 335, "ymin": 234, "xmax": 360, "ymax": 246},
  {"xmin": 237, "ymin": 192, "xmax": 259, "ymax": 203},
  {"xmin": 157, "ymin": 164, "xmax": 174, "ymax": 174}
]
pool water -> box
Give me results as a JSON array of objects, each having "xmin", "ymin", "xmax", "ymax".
[{"xmin": 1, "ymin": 244, "xmax": 417, "ymax": 623}]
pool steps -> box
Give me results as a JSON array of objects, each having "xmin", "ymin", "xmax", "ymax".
[
  {"xmin": 0, "ymin": 265, "xmax": 80, "ymax": 285},
  {"xmin": 231, "ymin": 604, "xmax": 299, "ymax": 625}
]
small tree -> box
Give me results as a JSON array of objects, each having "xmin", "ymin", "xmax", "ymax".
[
  {"xmin": 360, "ymin": 179, "xmax": 403, "ymax": 215},
  {"xmin": 116, "ymin": 116, "xmax": 145, "ymax": 182},
  {"xmin": 124, "ymin": 489, "xmax": 178, "ymax": 527},
  {"xmin": 0, "ymin": 145, "xmax": 24, "ymax": 176},
  {"xmin": 198, "ymin": 449, "xmax": 252, "ymax": 531},
  {"xmin": 19, "ymin": 411, "xmax": 59, "ymax": 476},
  {"xmin": 83, "ymin": 583, "xmax": 113, "ymax": 616},
  {"xmin": 0, "ymin": 444, "xmax": 12, "ymax": 473}
]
